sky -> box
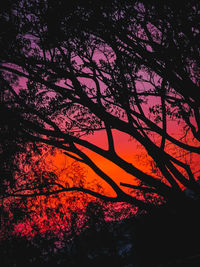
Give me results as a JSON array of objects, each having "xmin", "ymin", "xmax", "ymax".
[
  {"xmin": 3, "ymin": 22, "xmax": 200, "ymax": 239},
  {"xmin": 10, "ymin": 123, "xmax": 200, "ymax": 238}
]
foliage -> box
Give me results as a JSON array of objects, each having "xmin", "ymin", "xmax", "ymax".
[{"xmin": 0, "ymin": 0, "xmax": 200, "ymax": 212}]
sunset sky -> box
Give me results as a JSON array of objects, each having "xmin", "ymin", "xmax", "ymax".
[{"xmin": 1, "ymin": 1, "xmax": 200, "ymax": 248}]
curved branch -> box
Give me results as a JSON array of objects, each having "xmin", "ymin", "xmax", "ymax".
[
  {"xmin": 1, "ymin": 187, "xmax": 118, "ymax": 202},
  {"xmin": 120, "ymin": 182, "xmax": 157, "ymax": 193}
]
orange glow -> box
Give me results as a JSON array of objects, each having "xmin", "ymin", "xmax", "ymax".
[{"xmin": 12, "ymin": 127, "xmax": 200, "ymax": 238}]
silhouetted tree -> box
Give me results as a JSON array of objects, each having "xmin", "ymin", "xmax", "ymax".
[{"xmin": 0, "ymin": 0, "xmax": 200, "ymax": 212}]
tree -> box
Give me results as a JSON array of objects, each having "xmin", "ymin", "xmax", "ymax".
[{"xmin": 1, "ymin": 0, "xmax": 200, "ymax": 211}]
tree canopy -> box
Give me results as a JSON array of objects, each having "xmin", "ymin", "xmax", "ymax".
[{"xmin": 1, "ymin": 0, "xmax": 200, "ymax": 211}]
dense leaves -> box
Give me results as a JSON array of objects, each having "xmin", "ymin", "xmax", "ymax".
[{"xmin": 0, "ymin": 0, "xmax": 200, "ymax": 210}]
